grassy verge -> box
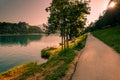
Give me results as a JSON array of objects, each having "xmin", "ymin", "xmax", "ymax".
[
  {"xmin": 0, "ymin": 62, "xmax": 41, "ymax": 80},
  {"xmin": 41, "ymin": 34, "xmax": 87, "ymax": 59},
  {"xmin": 41, "ymin": 48, "xmax": 76, "ymax": 80},
  {"xmin": 0, "ymin": 34, "xmax": 87, "ymax": 80},
  {"xmin": 92, "ymin": 26, "xmax": 120, "ymax": 53},
  {"xmin": 39, "ymin": 34, "xmax": 87, "ymax": 80},
  {"xmin": 41, "ymin": 47, "xmax": 61, "ymax": 59}
]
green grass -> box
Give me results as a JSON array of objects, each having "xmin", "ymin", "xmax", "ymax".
[
  {"xmin": 0, "ymin": 62, "xmax": 41, "ymax": 80},
  {"xmin": 92, "ymin": 26, "xmax": 120, "ymax": 53},
  {"xmin": 43, "ymin": 48, "xmax": 76, "ymax": 80},
  {"xmin": 0, "ymin": 34, "xmax": 87, "ymax": 80},
  {"xmin": 40, "ymin": 34, "xmax": 87, "ymax": 80},
  {"xmin": 41, "ymin": 34, "xmax": 87, "ymax": 59},
  {"xmin": 73, "ymin": 36, "xmax": 87, "ymax": 50},
  {"xmin": 41, "ymin": 47, "xmax": 57, "ymax": 59}
]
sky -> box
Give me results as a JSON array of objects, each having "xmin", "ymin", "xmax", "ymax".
[
  {"xmin": 0, "ymin": 0, "xmax": 51, "ymax": 25},
  {"xmin": 87, "ymin": 0, "xmax": 109, "ymax": 24},
  {"xmin": 0, "ymin": 0, "xmax": 109, "ymax": 25}
]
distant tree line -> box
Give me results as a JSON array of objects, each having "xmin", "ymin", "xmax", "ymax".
[
  {"xmin": 0, "ymin": 22, "xmax": 42, "ymax": 34},
  {"xmin": 90, "ymin": 1, "xmax": 120, "ymax": 31},
  {"xmin": 94, "ymin": 3, "xmax": 120, "ymax": 29}
]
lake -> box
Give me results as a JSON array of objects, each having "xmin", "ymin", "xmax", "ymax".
[{"xmin": 0, "ymin": 34, "xmax": 61, "ymax": 72}]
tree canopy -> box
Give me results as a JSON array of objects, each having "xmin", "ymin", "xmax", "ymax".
[
  {"xmin": 91, "ymin": 0, "xmax": 120, "ymax": 30},
  {"xmin": 0, "ymin": 22, "xmax": 42, "ymax": 34},
  {"xmin": 45, "ymin": 0, "xmax": 90, "ymax": 49}
]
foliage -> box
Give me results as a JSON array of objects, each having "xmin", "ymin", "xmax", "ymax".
[
  {"xmin": 73, "ymin": 35, "xmax": 87, "ymax": 50},
  {"xmin": 41, "ymin": 49, "xmax": 52, "ymax": 59},
  {"xmin": 28, "ymin": 26, "xmax": 41, "ymax": 33},
  {"xmin": 44, "ymin": 48, "xmax": 76, "ymax": 80},
  {"xmin": 45, "ymin": 0, "xmax": 90, "ymax": 49},
  {"xmin": 0, "ymin": 22, "xmax": 42, "ymax": 34},
  {"xmin": 16, "ymin": 63, "xmax": 41, "ymax": 80},
  {"xmin": 0, "ymin": 34, "xmax": 87, "ymax": 80},
  {"xmin": 92, "ymin": 26, "xmax": 120, "ymax": 53},
  {"xmin": 92, "ymin": 1, "xmax": 120, "ymax": 30},
  {"xmin": 41, "ymin": 47, "xmax": 58, "ymax": 59},
  {"xmin": 41, "ymin": 34, "xmax": 87, "ymax": 80},
  {"xmin": 41, "ymin": 34, "xmax": 87, "ymax": 59}
]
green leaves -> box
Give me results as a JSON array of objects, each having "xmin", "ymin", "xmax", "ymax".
[
  {"xmin": 93, "ymin": 2, "xmax": 120, "ymax": 30},
  {"xmin": 46, "ymin": 0, "xmax": 90, "ymax": 49},
  {"xmin": 46, "ymin": 0, "xmax": 90, "ymax": 34}
]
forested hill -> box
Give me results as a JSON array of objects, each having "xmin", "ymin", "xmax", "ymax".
[{"xmin": 0, "ymin": 22, "xmax": 42, "ymax": 34}]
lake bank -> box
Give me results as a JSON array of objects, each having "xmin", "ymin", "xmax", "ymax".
[
  {"xmin": 0, "ymin": 34, "xmax": 87, "ymax": 80},
  {"xmin": 0, "ymin": 34, "xmax": 61, "ymax": 72}
]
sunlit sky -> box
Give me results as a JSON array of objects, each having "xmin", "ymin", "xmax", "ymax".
[
  {"xmin": 0, "ymin": 0, "xmax": 109, "ymax": 25},
  {"xmin": 87, "ymin": 0, "xmax": 109, "ymax": 24}
]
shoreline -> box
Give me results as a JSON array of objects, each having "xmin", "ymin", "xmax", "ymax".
[{"xmin": 0, "ymin": 34, "xmax": 87, "ymax": 80}]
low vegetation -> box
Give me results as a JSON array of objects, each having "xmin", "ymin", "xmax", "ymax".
[
  {"xmin": 41, "ymin": 34, "xmax": 87, "ymax": 59},
  {"xmin": 0, "ymin": 34, "xmax": 87, "ymax": 80},
  {"xmin": 39, "ymin": 34, "xmax": 87, "ymax": 80},
  {"xmin": 0, "ymin": 62, "xmax": 41, "ymax": 80},
  {"xmin": 41, "ymin": 48, "xmax": 76, "ymax": 80},
  {"xmin": 92, "ymin": 26, "xmax": 120, "ymax": 53},
  {"xmin": 41, "ymin": 47, "xmax": 60, "ymax": 59},
  {"xmin": 91, "ymin": 2, "xmax": 120, "ymax": 31}
]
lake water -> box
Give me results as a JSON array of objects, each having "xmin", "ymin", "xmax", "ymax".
[{"xmin": 0, "ymin": 34, "xmax": 61, "ymax": 72}]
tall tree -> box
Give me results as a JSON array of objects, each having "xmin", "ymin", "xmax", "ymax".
[
  {"xmin": 46, "ymin": 0, "xmax": 90, "ymax": 49},
  {"xmin": 93, "ymin": 0, "xmax": 120, "ymax": 29}
]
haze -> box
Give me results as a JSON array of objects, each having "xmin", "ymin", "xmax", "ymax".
[{"xmin": 0, "ymin": 0, "xmax": 109, "ymax": 25}]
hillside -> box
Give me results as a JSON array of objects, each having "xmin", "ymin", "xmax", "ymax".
[
  {"xmin": 0, "ymin": 22, "xmax": 42, "ymax": 34},
  {"xmin": 92, "ymin": 26, "xmax": 120, "ymax": 53}
]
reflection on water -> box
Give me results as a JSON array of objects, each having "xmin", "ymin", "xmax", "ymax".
[
  {"xmin": 0, "ymin": 34, "xmax": 61, "ymax": 72},
  {"xmin": 0, "ymin": 35, "xmax": 42, "ymax": 46}
]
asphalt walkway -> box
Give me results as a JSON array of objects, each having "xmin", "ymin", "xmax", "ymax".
[{"xmin": 72, "ymin": 33, "xmax": 120, "ymax": 80}]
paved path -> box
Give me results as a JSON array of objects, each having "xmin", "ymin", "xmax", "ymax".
[{"xmin": 72, "ymin": 33, "xmax": 120, "ymax": 80}]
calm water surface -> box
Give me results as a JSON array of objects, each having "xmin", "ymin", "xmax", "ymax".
[{"xmin": 0, "ymin": 34, "xmax": 61, "ymax": 72}]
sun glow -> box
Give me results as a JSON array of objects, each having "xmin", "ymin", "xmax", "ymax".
[{"xmin": 109, "ymin": 2, "xmax": 116, "ymax": 8}]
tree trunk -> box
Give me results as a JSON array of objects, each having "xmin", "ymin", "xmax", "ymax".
[
  {"xmin": 63, "ymin": 26, "xmax": 66, "ymax": 49},
  {"xmin": 66, "ymin": 28, "xmax": 69, "ymax": 48},
  {"xmin": 61, "ymin": 35, "xmax": 64, "ymax": 50}
]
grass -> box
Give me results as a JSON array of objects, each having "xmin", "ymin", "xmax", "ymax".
[
  {"xmin": 73, "ymin": 36, "xmax": 87, "ymax": 50},
  {"xmin": 41, "ymin": 48, "xmax": 76, "ymax": 80},
  {"xmin": 41, "ymin": 34, "xmax": 87, "ymax": 59},
  {"xmin": 39, "ymin": 34, "xmax": 87, "ymax": 80},
  {"xmin": 92, "ymin": 26, "xmax": 120, "ymax": 53},
  {"xmin": 0, "ymin": 62, "xmax": 41, "ymax": 80},
  {"xmin": 0, "ymin": 34, "xmax": 87, "ymax": 80},
  {"xmin": 41, "ymin": 47, "xmax": 61, "ymax": 59}
]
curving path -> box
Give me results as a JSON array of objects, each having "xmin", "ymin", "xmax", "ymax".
[{"xmin": 72, "ymin": 33, "xmax": 120, "ymax": 80}]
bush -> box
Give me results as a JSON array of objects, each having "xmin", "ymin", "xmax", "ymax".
[
  {"xmin": 41, "ymin": 47, "xmax": 57, "ymax": 59},
  {"xmin": 41, "ymin": 49, "xmax": 51, "ymax": 59}
]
